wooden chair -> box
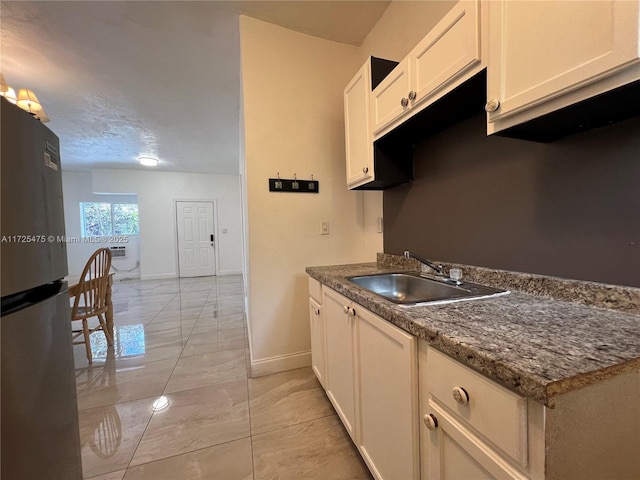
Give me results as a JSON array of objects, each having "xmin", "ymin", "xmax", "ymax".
[{"xmin": 71, "ymin": 248, "xmax": 114, "ymax": 364}]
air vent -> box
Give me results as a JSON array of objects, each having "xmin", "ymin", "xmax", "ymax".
[{"xmin": 110, "ymin": 246, "xmax": 127, "ymax": 258}]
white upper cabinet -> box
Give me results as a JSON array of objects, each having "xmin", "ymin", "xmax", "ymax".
[
  {"xmin": 486, "ymin": 0, "xmax": 640, "ymax": 133},
  {"xmin": 371, "ymin": 0, "xmax": 482, "ymax": 138},
  {"xmin": 344, "ymin": 60, "xmax": 374, "ymax": 188},
  {"xmin": 344, "ymin": 57, "xmax": 400, "ymax": 189},
  {"xmin": 370, "ymin": 57, "xmax": 412, "ymax": 136},
  {"xmin": 411, "ymin": 0, "xmax": 481, "ymax": 110}
]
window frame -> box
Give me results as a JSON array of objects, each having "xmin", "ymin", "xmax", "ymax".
[{"xmin": 80, "ymin": 201, "xmax": 140, "ymax": 238}]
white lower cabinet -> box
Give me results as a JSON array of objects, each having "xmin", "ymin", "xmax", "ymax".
[
  {"xmin": 311, "ymin": 281, "xmax": 639, "ymax": 480},
  {"xmin": 308, "ymin": 277, "xmax": 326, "ymax": 388},
  {"xmin": 321, "ymin": 285, "xmax": 419, "ymax": 480},
  {"xmin": 356, "ymin": 304, "xmax": 419, "ymax": 480},
  {"xmin": 308, "ymin": 297, "xmax": 325, "ymax": 388},
  {"xmin": 322, "ymin": 287, "xmax": 358, "ymax": 440},
  {"xmin": 419, "ymin": 340, "xmax": 640, "ymax": 480},
  {"xmin": 420, "ymin": 345, "xmax": 540, "ymax": 480}
]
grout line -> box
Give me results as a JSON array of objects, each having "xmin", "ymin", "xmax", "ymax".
[
  {"xmin": 124, "ymin": 276, "xmax": 248, "ymax": 473},
  {"xmin": 76, "ymin": 275, "xmax": 251, "ymax": 478},
  {"xmin": 121, "ymin": 435, "xmax": 254, "ymax": 474}
]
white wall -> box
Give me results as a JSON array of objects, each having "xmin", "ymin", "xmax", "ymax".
[
  {"xmin": 62, "ymin": 171, "xmax": 141, "ymax": 279},
  {"xmin": 239, "ymin": 2, "xmax": 459, "ymax": 376},
  {"xmin": 240, "ymin": 16, "xmax": 377, "ymax": 375},
  {"xmin": 90, "ymin": 169, "xmax": 243, "ymax": 279},
  {"xmin": 359, "ymin": 1, "xmax": 457, "ymax": 63}
]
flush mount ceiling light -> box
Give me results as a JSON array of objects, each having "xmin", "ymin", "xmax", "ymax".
[
  {"xmin": 138, "ymin": 156, "xmax": 159, "ymax": 167},
  {"xmin": 16, "ymin": 88, "xmax": 42, "ymax": 114},
  {"xmin": 0, "ymin": 73, "xmax": 17, "ymax": 104}
]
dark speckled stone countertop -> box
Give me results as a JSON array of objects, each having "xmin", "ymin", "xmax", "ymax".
[{"xmin": 306, "ymin": 258, "xmax": 640, "ymax": 408}]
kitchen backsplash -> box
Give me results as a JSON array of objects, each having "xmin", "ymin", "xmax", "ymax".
[{"xmin": 383, "ymin": 112, "xmax": 640, "ymax": 288}]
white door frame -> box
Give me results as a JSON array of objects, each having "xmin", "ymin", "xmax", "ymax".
[{"xmin": 174, "ymin": 199, "xmax": 220, "ymax": 277}]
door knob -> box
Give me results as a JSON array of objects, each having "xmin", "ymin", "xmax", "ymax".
[
  {"xmin": 400, "ymin": 97, "xmax": 409, "ymax": 108},
  {"xmin": 408, "ymin": 91, "xmax": 417, "ymax": 101}
]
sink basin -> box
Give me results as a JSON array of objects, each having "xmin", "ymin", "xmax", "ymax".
[{"xmin": 347, "ymin": 273, "xmax": 508, "ymax": 305}]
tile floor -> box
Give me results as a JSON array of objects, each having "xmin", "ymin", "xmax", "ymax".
[{"xmin": 74, "ymin": 275, "xmax": 372, "ymax": 480}]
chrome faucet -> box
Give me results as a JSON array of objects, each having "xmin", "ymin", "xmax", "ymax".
[{"xmin": 403, "ymin": 250, "xmax": 444, "ymax": 275}]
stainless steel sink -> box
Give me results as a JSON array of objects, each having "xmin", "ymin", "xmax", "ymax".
[{"xmin": 347, "ymin": 273, "xmax": 508, "ymax": 305}]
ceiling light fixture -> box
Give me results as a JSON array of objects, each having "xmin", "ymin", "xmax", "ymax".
[
  {"xmin": 0, "ymin": 73, "xmax": 17, "ymax": 104},
  {"xmin": 16, "ymin": 88, "xmax": 42, "ymax": 114},
  {"xmin": 138, "ymin": 156, "xmax": 159, "ymax": 167}
]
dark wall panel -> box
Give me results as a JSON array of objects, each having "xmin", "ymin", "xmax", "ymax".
[{"xmin": 383, "ymin": 113, "xmax": 640, "ymax": 287}]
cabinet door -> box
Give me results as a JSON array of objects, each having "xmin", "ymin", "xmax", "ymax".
[
  {"xmin": 487, "ymin": 0, "xmax": 640, "ymax": 123},
  {"xmin": 370, "ymin": 58, "xmax": 411, "ymax": 135},
  {"xmin": 344, "ymin": 61, "xmax": 374, "ymax": 187},
  {"xmin": 411, "ymin": 0, "xmax": 480, "ymax": 108},
  {"xmin": 323, "ymin": 288, "xmax": 358, "ymax": 440},
  {"xmin": 357, "ymin": 306, "xmax": 419, "ymax": 480},
  {"xmin": 422, "ymin": 403, "xmax": 528, "ymax": 480},
  {"xmin": 308, "ymin": 297, "xmax": 325, "ymax": 388}
]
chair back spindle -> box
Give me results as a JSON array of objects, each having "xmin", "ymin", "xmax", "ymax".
[
  {"xmin": 70, "ymin": 248, "xmax": 114, "ymax": 363},
  {"xmin": 72, "ymin": 248, "xmax": 112, "ymax": 318}
]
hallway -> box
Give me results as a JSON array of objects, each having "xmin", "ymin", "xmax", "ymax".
[{"xmin": 74, "ymin": 275, "xmax": 371, "ymax": 479}]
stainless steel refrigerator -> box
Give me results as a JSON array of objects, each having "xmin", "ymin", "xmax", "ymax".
[{"xmin": 1, "ymin": 97, "xmax": 82, "ymax": 479}]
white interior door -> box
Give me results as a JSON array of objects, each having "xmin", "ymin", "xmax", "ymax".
[{"xmin": 176, "ymin": 201, "xmax": 215, "ymax": 277}]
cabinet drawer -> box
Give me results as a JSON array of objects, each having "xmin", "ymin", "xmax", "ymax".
[
  {"xmin": 427, "ymin": 347, "xmax": 528, "ymax": 467},
  {"xmin": 308, "ymin": 276, "xmax": 322, "ymax": 303}
]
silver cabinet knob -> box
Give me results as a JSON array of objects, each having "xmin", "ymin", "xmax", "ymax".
[
  {"xmin": 408, "ymin": 91, "xmax": 417, "ymax": 101},
  {"xmin": 452, "ymin": 386, "xmax": 469, "ymax": 405},
  {"xmin": 343, "ymin": 305, "xmax": 349, "ymax": 315},
  {"xmin": 400, "ymin": 97, "xmax": 409, "ymax": 107},
  {"xmin": 485, "ymin": 99, "xmax": 500, "ymax": 112},
  {"xmin": 423, "ymin": 414, "xmax": 438, "ymax": 431},
  {"xmin": 349, "ymin": 307, "xmax": 356, "ymax": 317},
  {"xmin": 314, "ymin": 308, "xmax": 320, "ymax": 316},
  {"xmin": 363, "ymin": 167, "xmax": 369, "ymax": 174}
]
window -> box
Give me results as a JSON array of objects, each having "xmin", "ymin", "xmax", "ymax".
[{"xmin": 81, "ymin": 202, "xmax": 139, "ymax": 237}]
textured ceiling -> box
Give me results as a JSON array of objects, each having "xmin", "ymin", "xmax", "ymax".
[{"xmin": 0, "ymin": 1, "xmax": 389, "ymax": 174}]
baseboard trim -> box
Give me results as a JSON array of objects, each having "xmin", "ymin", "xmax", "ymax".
[
  {"xmin": 140, "ymin": 273, "xmax": 178, "ymax": 280},
  {"xmin": 140, "ymin": 271, "xmax": 241, "ymax": 280},
  {"xmin": 217, "ymin": 270, "xmax": 243, "ymax": 276},
  {"xmin": 250, "ymin": 350, "xmax": 311, "ymax": 378}
]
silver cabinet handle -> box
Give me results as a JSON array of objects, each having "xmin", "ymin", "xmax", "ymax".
[
  {"xmin": 400, "ymin": 97, "xmax": 409, "ymax": 108},
  {"xmin": 485, "ymin": 99, "xmax": 500, "ymax": 112},
  {"xmin": 363, "ymin": 167, "xmax": 369, "ymax": 174},
  {"xmin": 408, "ymin": 91, "xmax": 417, "ymax": 101},
  {"xmin": 423, "ymin": 414, "xmax": 438, "ymax": 431},
  {"xmin": 343, "ymin": 305, "xmax": 349, "ymax": 315},
  {"xmin": 314, "ymin": 308, "xmax": 320, "ymax": 316},
  {"xmin": 452, "ymin": 386, "xmax": 469, "ymax": 405}
]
